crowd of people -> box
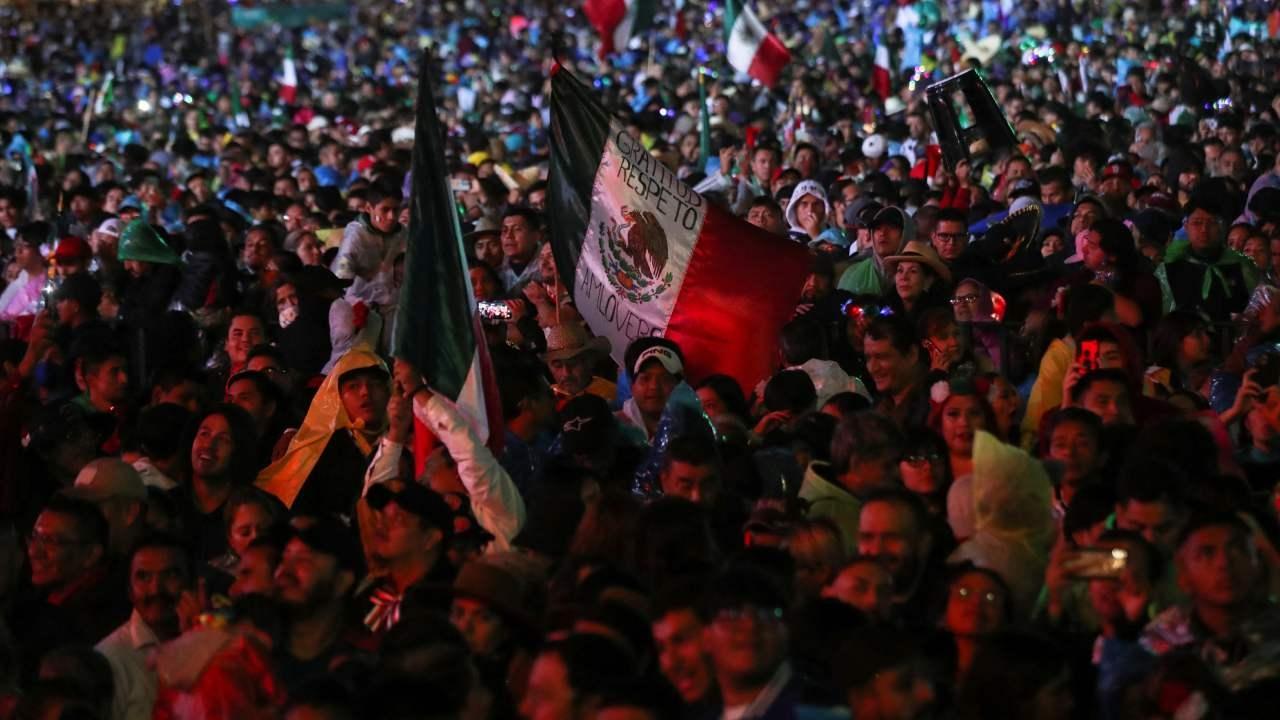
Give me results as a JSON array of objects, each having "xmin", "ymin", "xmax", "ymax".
[{"xmin": 1, "ymin": 0, "xmax": 1280, "ymax": 718}]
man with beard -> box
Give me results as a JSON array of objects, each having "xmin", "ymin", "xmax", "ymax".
[
  {"xmin": 97, "ymin": 534, "xmax": 193, "ymax": 720},
  {"xmin": 274, "ymin": 514, "xmax": 367, "ymax": 694},
  {"xmin": 857, "ymin": 489, "xmax": 948, "ymax": 626}
]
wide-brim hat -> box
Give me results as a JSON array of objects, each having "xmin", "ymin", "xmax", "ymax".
[
  {"xmin": 985, "ymin": 203, "xmax": 1043, "ymax": 261},
  {"xmin": 962, "ymin": 35, "xmax": 1003, "ymax": 65},
  {"xmin": 542, "ymin": 323, "xmax": 611, "ymax": 363},
  {"xmin": 435, "ymin": 556, "xmax": 542, "ymax": 636},
  {"xmin": 463, "ymin": 216, "xmax": 501, "ymax": 243},
  {"xmin": 884, "ymin": 240, "xmax": 953, "ymax": 285}
]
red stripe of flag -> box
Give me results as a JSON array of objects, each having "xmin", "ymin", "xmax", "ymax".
[
  {"xmin": 663, "ymin": 203, "xmax": 810, "ymax": 393},
  {"xmin": 748, "ymin": 34, "xmax": 791, "ymax": 88},
  {"xmin": 584, "ymin": 0, "xmax": 628, "ymax": 57}
]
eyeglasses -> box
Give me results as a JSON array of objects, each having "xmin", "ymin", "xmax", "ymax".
[
  {"xmin": 934, "ymin": 232, "xmax": 966, "ymax": 243},
  {"xmin": 950, "ymin": 294, "xmax": 980, "ymax": 305},
  {"xmin": 903, "ymin": 453, "xmax": 942, "ymax": 466},
  {"xmin": 1186, "ymin": 218, "xmax": 1218, "ymax": 229},
  {"xmin": 28, "ymin": 531, "xmax": 84, "ymax": 551},
  {"xmin": 952, "ymin": 585, "xmax": 1001, "ymax": 604},
  {"xmin": 714, "ymin": 605, "xmax": 785, "ymax": 625}
]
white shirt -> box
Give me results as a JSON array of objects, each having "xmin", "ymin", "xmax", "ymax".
[
  {"xmin": 96, "ymin": 611, "xmax": 161, "ymax": 720},
  {"xmin": 364, "ymin": 392, "xmax": 526, "ymax": 552}
]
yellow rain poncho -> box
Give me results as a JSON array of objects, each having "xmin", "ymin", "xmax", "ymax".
[
  {"xmin": 948, "ymin": 431, "xmax": 1055, "ymax": 620},
  {"xmin": 257, "ymin": 347, "xmax": 387, "ymax": 508}
]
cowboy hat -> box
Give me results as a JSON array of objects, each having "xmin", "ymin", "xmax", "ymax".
[
  {"xmin": 961, "ymin": 35, "xmax": 1002, "ymax": 66},
  {"xmin": 884, "ymin": 240, "xmax": 953, "ymax": 284},
  {"xmin": 435, "ymin": 554, "xmax": 543, "ymax": 638},
  {"xmin": 542, "ymin": 323, "xmax": 611, "ymax": 364},
  {"xmin": 463, "ymin": 216, "xmax": 501, "ymax": 243}
]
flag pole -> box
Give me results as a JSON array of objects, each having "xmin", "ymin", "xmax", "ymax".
[{"xmin": 697, "ymin": 67, "xmax": 713, "ymax": 174}]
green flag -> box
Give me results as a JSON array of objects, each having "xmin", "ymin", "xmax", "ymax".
[
  {"xmin": 394, "ymin": 51, "xmax": 503, "ymax": 462},
  {"xmin": 697, "ymin": 69, "xmax": 713, "ymax": 173}
]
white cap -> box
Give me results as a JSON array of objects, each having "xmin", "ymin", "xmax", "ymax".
[
  {"xmin": 862, "ymin": 134, "xmax": 887, "ymax": 159},
  {"xmin": 95, "ymin": 218, "xmax": 122, "ymax": 238},
  {"xmin": 633, "ymin": 346, "xmax": 684, "ymax": 378}
]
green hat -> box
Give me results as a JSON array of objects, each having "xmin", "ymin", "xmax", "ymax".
[{"xmin": 117, "ymin": 220, "xmax": 180, "ymax": 265}]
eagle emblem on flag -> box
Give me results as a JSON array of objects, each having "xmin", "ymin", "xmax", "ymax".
[{"xmin": 597, "ymin": 206, "xmax": 674, "ymax": 303}]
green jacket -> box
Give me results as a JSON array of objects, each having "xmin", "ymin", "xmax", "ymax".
[
  {"xmin": 836, "ymin": 255, "xmax": 888, "ymax": 296},
  {"xmin": 1154, "ymin": 239, "xmax": 1258, "ymax": 319}
]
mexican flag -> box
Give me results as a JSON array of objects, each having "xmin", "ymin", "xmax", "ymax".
[
  {"xmin": 672, "ymin": 0, "xmax": 687, "ymax": 40},
  {"xmin": 725, "ymin": 0, "xmax": 790, "ymax": 86},
  {"xmin": 873, "ymin": 42, "xmax": 893, "ymax": 100},
  {"xmin": 395, "ymin": 53, "xmax": 503, "ymax": 464},
  {"xmin": 280, "ymin": 49, "xmax": 298, "ymax": 105},
  {"xmin": 548, "ymin": 65, "xmax": 809, "ymax": 394},
  {"xmin": 584, "ymin": 0, "xmax": 656, "ymax": 57}
]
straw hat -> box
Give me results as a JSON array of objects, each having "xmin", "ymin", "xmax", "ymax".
[
  {"xmin": 883, "ymin": 240, "xmax": 953, "ymax": 284},
  {"xmin": 542, "ymin": 323, "xmax": 611, "ymax": 363}
]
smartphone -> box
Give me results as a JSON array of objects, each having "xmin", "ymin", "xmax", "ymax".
[
  {"xmin": 1077, "ymin": 339, "xmax": 1100, "ymax": 371},
  {"xmin": 1061, "ymin": 547, "xmax": 1128, "ymax": 579},
  {"xmin": 476, "ymin": 300, "xmax": 513, "ymax": 325}
]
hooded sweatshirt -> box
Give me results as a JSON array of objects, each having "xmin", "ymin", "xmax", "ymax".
[
  {"xmin": 785, "ymin": 180, "xmax": 848, "ymax": 248},
  {"xmin": 331, "ymin": 214, "xmax": 405, "ymax": 306},
  {"xmin": 836, "ymin": 207, "xmax": 914, "ymax": 296}
]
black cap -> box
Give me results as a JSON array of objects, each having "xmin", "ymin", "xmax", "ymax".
[
  {"xmin": 53, "ymin": 272, "xmax": 102, "ymax": 310},
  {"xmin": 702, "ymin": 564, "xmax": 790, "ymax": 619},
  {"xmin": 1008, "ymin": 177, "xmax": 1041, "ymax": 200},
  {"xmin": 845, "ymin": 198, "xmax": 884, "ymax": 229},
  {"xmin": 1248, "ymin": 187, "xmax": 1280, "ymax": 223},
  {"xmin": 558, "ymin": 394, "xmax": 618, "ymax": 456},
  {"xmin": 365, "ymin": 482, "xmax": 455, "ymax": 538},
  {"xmin": 290, "ymin": 514, "xmax": 364, "ymax": 574},
  {"xmin": 1184, "ymin": 191, "xmax": 1225, "ymax": 220}
]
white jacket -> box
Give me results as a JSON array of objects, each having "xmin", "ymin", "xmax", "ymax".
[{"xmin": 364, "ymin": 393, "xmax": 525, "ymax": 552}]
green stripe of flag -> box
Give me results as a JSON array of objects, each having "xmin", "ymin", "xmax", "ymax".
[{"xmin": 394, "ymin": 52, "xmax": 478, "ymax": 399}]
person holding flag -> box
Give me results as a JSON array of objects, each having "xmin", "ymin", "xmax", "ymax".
[{"xmin": 547, "ymin": 64, "xmax": 810, "ymax": 399}]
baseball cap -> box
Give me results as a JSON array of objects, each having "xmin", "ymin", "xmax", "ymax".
[
  {"xmin": 64, "ymin": 458, "xmax": 147, "ymax": 502},
  {"xmin": 365, "ymin": 482, "xmax": 455, "ymax": 538},
  {"xmin": 53, "ymin": 235, "xmax": 91, "ymax": 264},
  {"xmin": 861, "ymin": 134, "xmax": 887, "ymax": 159},
  {"xmin": 558, "ymin": 394, "xmax": 618, "ymax": 456},
  {"xmin": 743, "ymin": 505, "xmax": 798, "ymax": 537},
  {"xmin": 94, "ymin": 218, "xmax": 122, "ymax": 238},
  {"xmin": 844, "ymin": 198, "xmax": 884, "ymax": 229},
  {"xmin": 290, "ymin": 514, "xmax": 364, "ymax": 574},
  {"xmin": 702, "ymin": 564, "xmax": 790, "ymax": 619},
  {"xmin": 869, "ymin": 206, "xmax": 907, "ymax": 230},
  {"xmin": 1007, "ymin": 177, "xmax": 1041, "ymax": 201},
  {"xmin": 1102, "ymin": 159, "xmax": 1136, "ymax": 183},
  {"xmin": 632, "ymin": 345, "xmax": 684, "ymax": 378}
]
